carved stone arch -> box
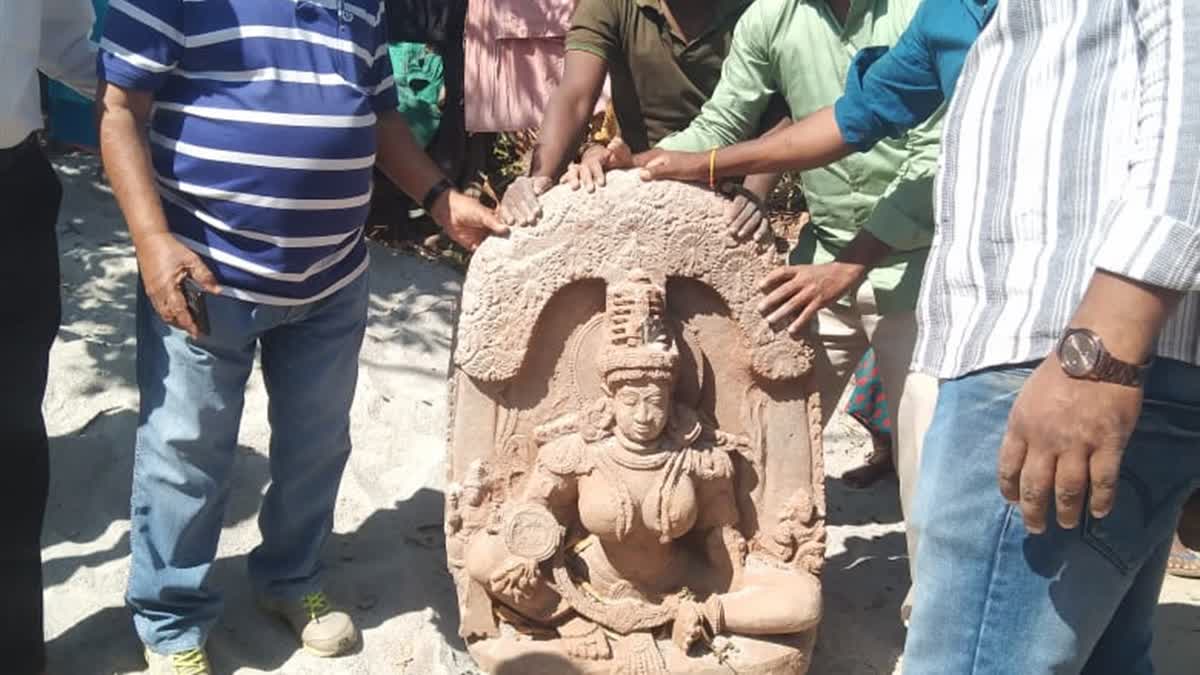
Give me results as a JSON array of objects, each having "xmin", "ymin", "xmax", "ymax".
[{"xmin": 453, "ymin": 171, "xmax": 814, "ymax": 383}]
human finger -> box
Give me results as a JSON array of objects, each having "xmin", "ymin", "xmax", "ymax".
[
  {"xmin": 184, "ymin": 258, "xmax": 222, "ymax": 295},
  {"xmin": 606, "ymin": 137, "xmax": 632, "ymax": 167},
  {"xmin": 786, "ymin": 298, "xmax": 821, "ymax": 337},
  {"xmin": 737, "ymin": 207, "xmax": 763, "ymax": 241},
  {"xmin": 758, "ymin": 275, "xmax": 800, "ymax": 316},
  {"xmin": 753, "ymin": 216, "xmax": 773, "ymax": 244},
  {"xmin": 1054, "ymin": 450, "xmax": 1090, "ymax": 529},
  {"xmin": 160, "ymin": 291, "xmax": 199, "ymax": 338},
  {"xmin": 592, "ymin": 156, "xmax": 608, "ymax": 187},
  {"xmin": 766, "ymin": 285, "xmax": 815, "ymax": 326},
  {"xmin": 507, "ymin": 184, "xmax": 540, "ymax": 227},
  {"xmin": 639, "ymin": 156, "xmax": 668, "ymax": 181},
  {"xmin": 1087, "ymin": 445, "xmax": 1124, "ymax": 519},
  {"xmin": 580, "ymin": 159, "xmax": 602, "ymax": 192},
  {"xmin": 724, "ymin": 195, "xmax": 750, "ymax": 237},
  {"xmin": 475, "ymin": 204, "xmax": 508, "ymax": 236},
  {"xmin": 1018, "ymin": 449, "xmax": 1057, "ymax": 534},
  {"xmin": 996, "ymin": 428, "xmax": 1028, "ymax": 504},
  {"xmin": 758, "ymin": 266, "xmax": 795, "ymax": 294},
  {"xmin": 561, "ymin": 164, "xmax": 582, "ymax": 189}
]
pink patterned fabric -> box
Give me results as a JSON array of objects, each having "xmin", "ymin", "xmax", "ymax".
[{"xmin": 465, "ymin": 0, "xmax": 605, "ymax": 132}]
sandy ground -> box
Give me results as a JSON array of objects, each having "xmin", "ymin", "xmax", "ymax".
[{"xmin": 39, "ymin": 155, "xmax": 1198, "ymax": 675}]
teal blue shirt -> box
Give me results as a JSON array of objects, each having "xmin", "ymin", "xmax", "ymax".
[{"xmin": 834, "ymin": 0, "xmax": 997, "ymax": 150}]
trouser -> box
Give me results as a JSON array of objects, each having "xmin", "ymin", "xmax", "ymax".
[
  {"xmin": 903, "ymin": 359, "xmax": 1200, "ymax": 674},
  {"xmin": 811, "ymin": 281, "xmax": 936, "ymax": 613},
  {"xmin": 0, "ymin": 136, "xmax": 62, "ymax": 675},
  {"xmin": 127, "ymin": 271, "xmax": 368, "ymax": 653}
]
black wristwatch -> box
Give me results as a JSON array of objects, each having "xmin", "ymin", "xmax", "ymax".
[
  {"xmin": 1056, "ymin": 328, "xmax": 1151, "ymax": 388},
  {"xmin": 422, "ymin": 178, "xmax": 454, "ymax": 212}
]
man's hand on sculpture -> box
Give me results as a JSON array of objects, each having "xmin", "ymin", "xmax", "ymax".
[
  {"xmin": 431, "ymin": 191, "xmax": 509, "ymax": 251},
  {"xmin": 561, "ymin": 137, "xmax": 634, "ymax": 192},
  {"xmin": 637, "ymin": 150, "xmax": 709, "ymax": 184},
  {"xmin": 720, "ymin": 185, "xmax": 770, "ymax": 243},
  {"xmin": 489, "ymin": 555, "xmax": 541, "ymax": 602},
  {"xmin": 135, "ymin": 232, "xmax": 221, "ymax": 339},
  {"xmin": 997, "ymin": 357, "xmax": 1142, "ymax": 534},
  {"xmin": 499, "ymin": 176, "xmax": 553, "ymax": 228},
  {"xmin": 758, "ymin": 262, "xmax": 866, "ymax": 336}
]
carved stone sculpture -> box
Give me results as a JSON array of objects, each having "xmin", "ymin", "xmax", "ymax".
[{"xmin": 446, "ymin": 172, "xmax": 826, "ymax": 674}]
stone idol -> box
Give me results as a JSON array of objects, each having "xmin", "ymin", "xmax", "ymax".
[{"xmin": 445, "ymin": 172, "xmax": 826, "ymax": 674}]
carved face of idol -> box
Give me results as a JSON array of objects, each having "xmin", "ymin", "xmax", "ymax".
[{"xmin": 611, "ymin": 376, "xmax": 672, "ymax": 444}]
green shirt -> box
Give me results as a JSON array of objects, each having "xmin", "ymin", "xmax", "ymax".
[
  {"xmin": 566, "ymin": 0, "xmax": 753, "ymax": 152},
  {"xmin": 658, "ymin": 0, "xmax": 939, "ymax": 314}
]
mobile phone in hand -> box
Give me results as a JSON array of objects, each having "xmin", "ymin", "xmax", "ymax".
[{"xmin": 181, "ymin": 276, "xmax": 210, "ymax": 336}]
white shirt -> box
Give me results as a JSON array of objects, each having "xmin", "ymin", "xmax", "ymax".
[
  {"xmin": 0, "ymin": 0, "xmax": 98, "ymax": 149},
  {"xmin": 915, "ymin": 0, "xmax": 1200, "ymax": 378}
]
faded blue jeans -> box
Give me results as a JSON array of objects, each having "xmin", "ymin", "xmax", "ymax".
[
  {"xmin": 903, "ymin": 358, "xmax": 1200, "ymax": 674},
  {"xmin": 127, "ymin": 272, "xmax": 368, "ymax": 653}
]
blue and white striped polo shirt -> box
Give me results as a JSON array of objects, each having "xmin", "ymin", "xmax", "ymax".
[{"xmin": 99, "ymin": 0, "xmax": 398, "ymax": 305}]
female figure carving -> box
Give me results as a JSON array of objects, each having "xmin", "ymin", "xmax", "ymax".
[{"xmin": 459, "ymin": 272, "xmax": 820, "ymax": 673}]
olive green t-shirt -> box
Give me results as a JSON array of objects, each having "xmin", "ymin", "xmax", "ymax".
[{"xmin": 566, "ymin": 0, "xmax": 753, "ymax": 152}]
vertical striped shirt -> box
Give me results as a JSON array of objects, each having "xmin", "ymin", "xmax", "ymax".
[
  {"xmin": 99, "ymin": 0, "xmax": 398, "ymax": 305},
  {"xmin": 916, "ymin": 0, "xmax": 1200, "ymax": 378}
]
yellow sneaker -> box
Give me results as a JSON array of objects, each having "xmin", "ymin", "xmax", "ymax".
[
  {"xmin": 259, "ymin": 591, "xmax": 359, "ymax": 657},
  {"xmin": 143, "ymin": 647, "xmax": 211, "ymax": 675}
]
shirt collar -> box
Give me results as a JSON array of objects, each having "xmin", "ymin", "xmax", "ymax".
[
  {"xmin": 636, "ymin": 0, "xmax": 751, "ymax": 26},
  {"xmin": 964, "ymin": 0, "xmax": 998, "ymax": 26}
]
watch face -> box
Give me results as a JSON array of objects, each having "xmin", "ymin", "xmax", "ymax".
[{"xmin": 1060, "ymin": 331, "xmax": 1101, "ymax": 376}]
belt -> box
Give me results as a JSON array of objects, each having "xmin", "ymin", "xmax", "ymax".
[{"xmin": 0, "ymin": 133, "xmax": 39, "ymax": 172}]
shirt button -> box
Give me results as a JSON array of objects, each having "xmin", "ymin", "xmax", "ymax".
[{"xmin": 339, "ymin": 7, "xmax": 354, "ymax": 21}]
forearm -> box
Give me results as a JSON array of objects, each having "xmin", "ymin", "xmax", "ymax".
[
  {"xmin": 97, "ymin": 85, "xmax": 169, "ymax": 245},
  {"xmin": 1068, "ymin": 271, "xmax": 1182, "ymax": 364},
  {"xmin": 834, "ymin": 230, "xmax": 894, "ymax": 274},
  {"xmin": 528, "ymin": 90, "xmax": 598, "ymax": 181},
  {"xmin": 375, "ymin": 111, "xmax": 449, "ymax": 202},
  {"xmin": 715, "ymin": 107, "xmax": 854, "ymax": 179},
  {"xmin": 740, "ymin": 117, "xmax": 791, "ymax": 200}
]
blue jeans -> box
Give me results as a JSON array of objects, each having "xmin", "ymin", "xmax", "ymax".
[
  {"xmin": 903, "ymin": 359, "xmax": 1200, "ymax": 674},
  {"xmin": 127, "ymin": 272, "xmax": 368, "ymax": 653}
]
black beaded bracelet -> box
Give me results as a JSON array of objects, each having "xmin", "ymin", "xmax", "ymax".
[{"xmin": 422, "ymin": 178, "xmax": 454, "ymax": 212}]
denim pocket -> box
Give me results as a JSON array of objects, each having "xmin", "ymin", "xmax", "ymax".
[
  {"xmin": 1080, "ymin": 470, "xmax": 1167, "ymax": 574},
  {"xmin": 1080, "ymin": 387, "xmax": 1200, "ymax": 573},
  {"xmin": 1081, "ymin": 449, "xmax": 1197, "ymax": 574}
]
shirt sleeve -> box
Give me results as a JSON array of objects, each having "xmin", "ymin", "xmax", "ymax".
[
  {"xmin": 861, "ymin": 108, "xmax": 941, "ymax": 251},
  {"xmin": 566, "ymin": 0, "xmax": 621, "ymax": 63},
  {"xmin": 833, "ymin": 0, "xmax": 944, "ymax": 152},
  {"xmin": 1094, "ymin": 1, "xmax": 1200, "ymax": 291},
  {"xmin": 39, "ymin": 0, "xmax": 99, "ymax": 99},
  {"xmin": 98, "ymin": 0, "xmax": 185, "ymax": 92},
  {"xmin": 657, "ymin": 2, "xmax": 778, "ymax": 152}
]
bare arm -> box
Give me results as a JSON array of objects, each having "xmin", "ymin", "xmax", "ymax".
[
  {"xmin": 639, "ymin": 107, "xmax": 852, "ymax": 183},
  {"xmin": 375, "ymin": 110, "xmax": 507, "ymax": 249},
  {"xmin": 530, "ymin": 51, "xmax": 609, "ymax": 181},
  {"xmin": 499, "ymin": 52, "xmax": 608, "ymax": 228},
  {"xmin": 98, "ymin": 84, "xmax": 167, "ymax": 245},
  {"xmin": 98, "ymin": 82, "xmax": 219, "ymax": 337}
]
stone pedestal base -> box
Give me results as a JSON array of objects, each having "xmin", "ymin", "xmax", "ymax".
[{"xmin": 468, "ymin": 630, "xmax": 816, "ymax": 675}]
